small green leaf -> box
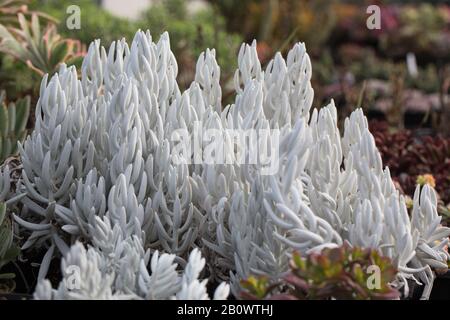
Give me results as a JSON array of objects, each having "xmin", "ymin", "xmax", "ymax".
[
  {"xmin": 0, "ymin": 202, "xmax": 6, "ymax": 225},
  {"xmin": 3, "ymin": 245, "xmax": 20, "ymax": 262},
  {"xmin": 0, "ymin": 104, "xmax": 9, "ymax": 136},
  {"xmin": 0, "ymin": 273, "xmax": 16, "ymax": 280},
  {"xmin": 14, "ymin": 96, "xmax": 30, "ymax": 134},
  {"xmin": 7, "ymin": 102, "xmax": 16, "ymax": 134}
]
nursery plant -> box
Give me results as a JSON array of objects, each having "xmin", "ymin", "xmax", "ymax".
[
  {"xmin": 370, "ymin": 120, "xmax": 450, "ymax": 205},
  {"xmin": 0, "ymin": 0, "xmax": 56, "ymax": 27},
  {"xmin": 0, "ymin": 202, "xmax": 20, "ymax": 283},
  {"xmin": 0, "ymin": 1, "xmax": 66, "ymax": 102},
  {"xmin": 380, "ymin": 3, "xmax": 450, "ymax": 60},
  {"xmin": 33, "ymin": 0, "xmax": 241, "ymax": 91},
  {"xmin": 3, "ymin": 27, "xmax": 449, "ymax": 300},
  {"xmin": 0, "ymin": 91, "xmax": 30, "ymax": 163},
  {"xmin": 0, "ymin": 162, "xmax": 22, "ymax": 293},
  {"xmin": 241, "ymin": 243, "xmax": 400, "ymax": 300},
  {"xmin": 0, "ymin": 13, "xmax": 84, "ymax": 77}
]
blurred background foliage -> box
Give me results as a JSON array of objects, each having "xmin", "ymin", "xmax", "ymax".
[{"xmin": 30, "ymin": 0, "xmax": 242, "ymax": 89}]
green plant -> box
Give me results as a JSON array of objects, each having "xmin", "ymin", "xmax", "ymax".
[
  {"xmin": 0, "ymin": 201, "xmax": 20, "ymax": 291},
  {"xmin": 0, "ymin": 54, "xmax": 35, "ymax": 100},
  {"xmin": 35, "ymin": 0, "xmax": 241, "ymax": 93},
  {"xmin": 0, "ymin": 13, "xmax": 84, "ymax": 76},
  {"xmin": 0, "ymin": 0, "xmax": 56, "ymax": 27},
  {"xmin": 210, "ymin": 0, "xmax": 337, "ymax": 54},
  {"xmin": 380, "ymin": 4, "xmax": 450, "ymax": 59},
  {"xmin": 0, "ymin": 1, "xmax": 61, "ymax": 101},
  {"xmin": 0, "ymin": 91, "xmax": 30, "ymax": 163},
  {"xmin": 406, "ymin": 64, "xmax": 441, "ymax": 94},
  {"xmin": 241, "ymin": 244, "xmax": 400, "ymax": 300}
]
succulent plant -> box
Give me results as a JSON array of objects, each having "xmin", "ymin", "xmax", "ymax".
[
  {"xmin": 0, "ymin": 0, "xmax": 56, "ymax": 27},
  {"xmin": 0, "ymin": 163, "xmax": 23, "ymax": 292},
  {"xmin": 0, "ymin": 13, "xmax": 84, "ymax": 76},
  {"xmin": 370, "ymin": 120, "xmax": 450, "ymax": 204},
  {"xmin": 33, "ymin": 223, "xmax": 230, "ymax": 300},
  {"xmin": 9, "ymin": 29, "xmax": 449, "ymax": 300},
  {"xmin": 0, "ymin": 91, "xmax": 30, "ymax": 163},
  {"xmin": 241, "ymin": 243, "xmax": 400, "ymax": 300},
  {"xmin": 0, "ymin": 202, "xmax": 20, "ymax": 281}
]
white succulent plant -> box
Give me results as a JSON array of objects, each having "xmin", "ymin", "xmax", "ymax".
[
  {"xmin": 34, "ymin": 220, "xmax": 229, "ymax": 300},
  {"xmin": 9, "ymin": 29, "xmax": 449, "ymax": 300}
]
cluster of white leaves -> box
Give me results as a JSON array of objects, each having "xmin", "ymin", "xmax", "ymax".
[
  {"xmin": 9, "ymin": 29, "xmax": 449, "ymax": 300},
  {"xmin": 34, "ymin": 219, "xmax": 229, "ymax": 300}
]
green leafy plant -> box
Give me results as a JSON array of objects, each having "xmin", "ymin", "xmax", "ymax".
[
  {"xmin": 379, "ymin": 4, "xmax": 450, "ymax": 59},
  {"xmin": 0, "ymin": 13, "xmax": 84, "ymax": 76},
  {"xmin": 0, "ymin": 91, "xmax": 30, "ymax": 163},
  {"xmin": 0, "ymin": 1, "xmax": 75, "ymax": 102},
  {"xmin": 241, "ymin": 244, "xmax": 400, "ymax": 300},
  {"xmin": 34, "ymin": 0, "xmax": 241, "ymax": 94},
  {"xmin": 0, "ymin": 201, "xmax": 20, "ymax": 291}
]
